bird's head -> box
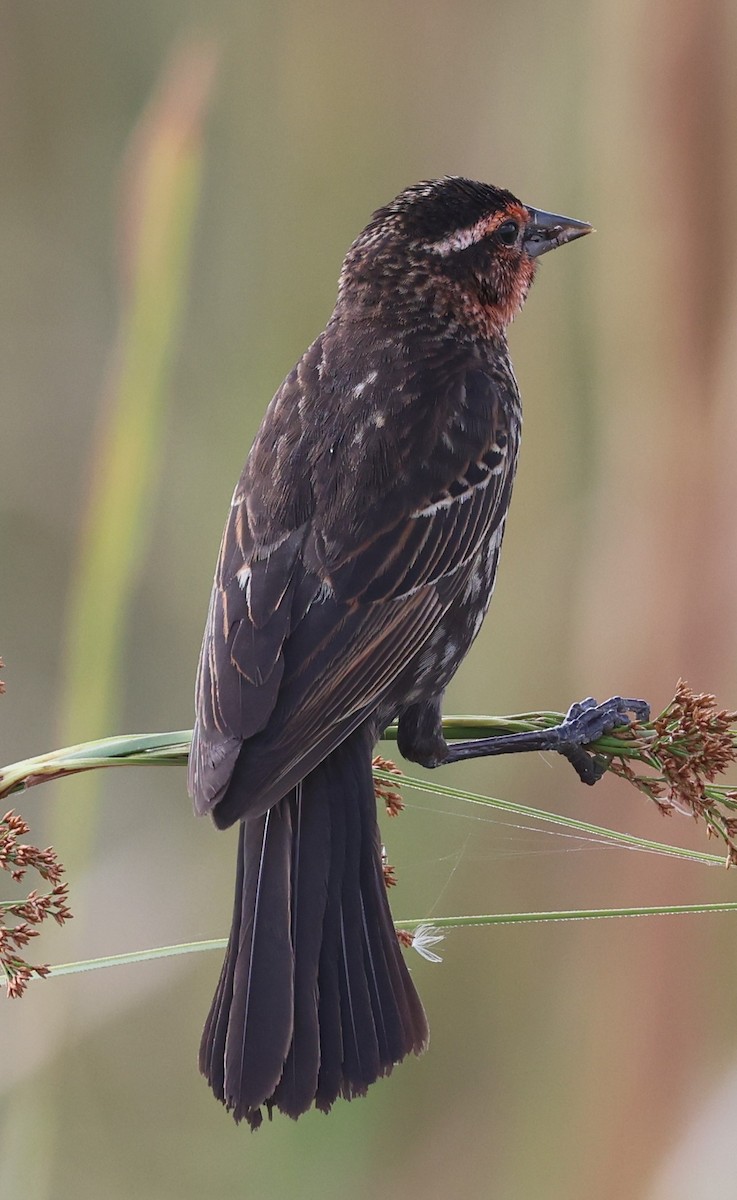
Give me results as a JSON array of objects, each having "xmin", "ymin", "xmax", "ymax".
[{"xmin": 338, "ymin": 177, "xmax": 593, "ymax": 339}]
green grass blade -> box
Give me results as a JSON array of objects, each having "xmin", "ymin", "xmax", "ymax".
[
  {"xmin": 43, "ymin": 901, "xmax": 737, "ymax": 980},
  {"xmin": 373, "ymin": 769, "xmax": 725, "ymax": 867}
]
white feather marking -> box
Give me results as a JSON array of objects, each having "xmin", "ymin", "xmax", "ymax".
[
  {"xmin": 464, "ymin": 566, "xmax": 484, "ymax": 601},
  {"xmin": 425, "ymin": 216, "xmax": 493, "ymax": 256},
  {"xmin": 411, "ymin": 470, "xmax": 492, "ymax": 519},
  {"xmin": 353, "ymin": 369, "xmax": 378, "ymax": 398},
  {"xmin": 441, "ymin": 640, "xmax": 459, "ymax": 670},
  {"xmin": 252, "ymin": 533, "xmax": 290, "ymax": 561},
  {"xmin": 471, "ymin": 607, "xmax": 486, "ymax": 639},
  {"xmin": 315, "ymin": 578, "xmax": 335, "ymax": 602}
]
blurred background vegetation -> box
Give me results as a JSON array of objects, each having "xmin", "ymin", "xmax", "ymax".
[{"xmin": 3, "ymin": 2, "xmax": 737, "ymax": 1197}]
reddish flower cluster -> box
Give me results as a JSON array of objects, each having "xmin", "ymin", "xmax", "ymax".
[
  {"xmin": 382, "ymin": 861, "xmax": 397, "ymax": 889},
  {"xmin": 608, "ymin": 681, "xmax": 737, "ymax": 864},
  {"xmin": 372, "ymin": 754, "xmax": 405, "ymax": 816},
  {"xmin": 1, "ymin": 809, "xmax": 72, "ymax": 998},
  {"xmin": 653, "ymin": 682, "xmax": 737, "ymax": 801}
]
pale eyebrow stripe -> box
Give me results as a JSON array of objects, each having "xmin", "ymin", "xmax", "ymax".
[{"xmin": 424, "ymin": 217, "xmax": 494, "ymax": 256}]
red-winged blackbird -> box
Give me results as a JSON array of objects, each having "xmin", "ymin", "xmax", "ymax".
[{"xmin": 189, "ymin": 177, "xmax": 648, "ymax": 1128}]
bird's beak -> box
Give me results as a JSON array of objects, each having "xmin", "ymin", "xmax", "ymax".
[{"xmin": 523, "ymin": 207, "xmax": 594, "ymax": 257}]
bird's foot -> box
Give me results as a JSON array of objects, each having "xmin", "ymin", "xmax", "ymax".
[
  {"xmin": 556, "ymin": 696, "xmax": 650, "ymax": 785},
  {"xmin": 401, "ymin": 693, "xmax": 650, "ymax": 787}
]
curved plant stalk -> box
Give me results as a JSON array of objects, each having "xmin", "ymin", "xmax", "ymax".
[
  {"xmin": 2, "ymin": 680, "xmax": 737, "ymax": 857},
  {"xmin": 4, "ymin": 681, "xmax": 737, "ymax": 994},
  {"xmin": 43, "ymin": 901, "xmax": 737, "ymax": 981}
]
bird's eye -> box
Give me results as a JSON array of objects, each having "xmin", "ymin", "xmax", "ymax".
[{"xmin": 496, "ymin": 220, "xmax": 519, "ymax": 246}]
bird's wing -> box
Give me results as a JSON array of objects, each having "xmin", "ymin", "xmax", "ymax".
[{"xmin": 189, "ymin": 352, "xmax": 519, "ymax": 826}]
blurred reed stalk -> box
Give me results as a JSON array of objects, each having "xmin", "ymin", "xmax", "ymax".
[
  {"xmin": 53, "ymin": 39, "xmax": 217, "ymax": 877},
  {"xmin": 2, "ymin": 40, "xmax": 219, "ymax": 1200}
]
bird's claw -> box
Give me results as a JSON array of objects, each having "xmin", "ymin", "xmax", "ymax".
[{"xmin": 557, "ymin": 696, "xmax": 650, "ymax": 786}]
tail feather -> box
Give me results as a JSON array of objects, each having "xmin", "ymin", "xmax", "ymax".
[
  {"xmin": 359, "ymin": 831, "xmax": 417, "ymax": 1064},
  {"xmin": 313, "ymin": 790, "xmax": 346, "ymax": 1113},
  {"xmin": 336, "ymin": 758, "xmax": 382, "ymax": 1094},
  {"xmin": 200, "ymin": 806, "xmax": 294, "ymax": 1129},
  {"xmin": 226, "ymin": 804, "xmax": 294, "ymax": 1121},
  {"xmin": 270, "ymin": 781, "xmax": 331, "ymax": 1117},
  {"xmin": 200, "ymin": 726, "xmax": 429, "ymax": 1126},
  {"xmin": 199, "ymin": 815, "xmax": 246, "ymax": 1101}
]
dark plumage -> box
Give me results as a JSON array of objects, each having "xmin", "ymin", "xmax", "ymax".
[{"xmin": 189, "ymin": 176, "xmax": 596, "ymax": 1127}]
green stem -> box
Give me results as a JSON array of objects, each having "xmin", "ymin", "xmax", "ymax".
[
  {"xmin": 373, "ymin": 769, "xmax": 725, "ymax": 866},
  {"xmin": 0, "ymin": 715, "xmax": 645, "ymax": 801},
  {"xmin": 0, "ymin": 731, "xmax": 191, "ymax": 798},
  {"xmin": 0, "ymin": 723, "xmax": 727, "ymax": 866},
  {"xmin": 398, "ymin": 902, "xmax": 737, "ymax": 928},
  {"xmin": 42, "ymin": 901, "xmax": 737, "ymax": 981}
]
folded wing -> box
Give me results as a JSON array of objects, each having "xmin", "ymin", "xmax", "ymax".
[{"xmin": 188, "ymin": 351, "xmax": 519, "ymax": 826}]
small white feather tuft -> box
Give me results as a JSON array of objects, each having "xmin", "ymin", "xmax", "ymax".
[{"xmin": 411, "ymin": 924, "xmax": 445, "ymax": 963}]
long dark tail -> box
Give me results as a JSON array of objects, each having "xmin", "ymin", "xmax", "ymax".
[{"xmin": 199, "ymin": 728, "xmax": 429, "ymax": 1128}]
